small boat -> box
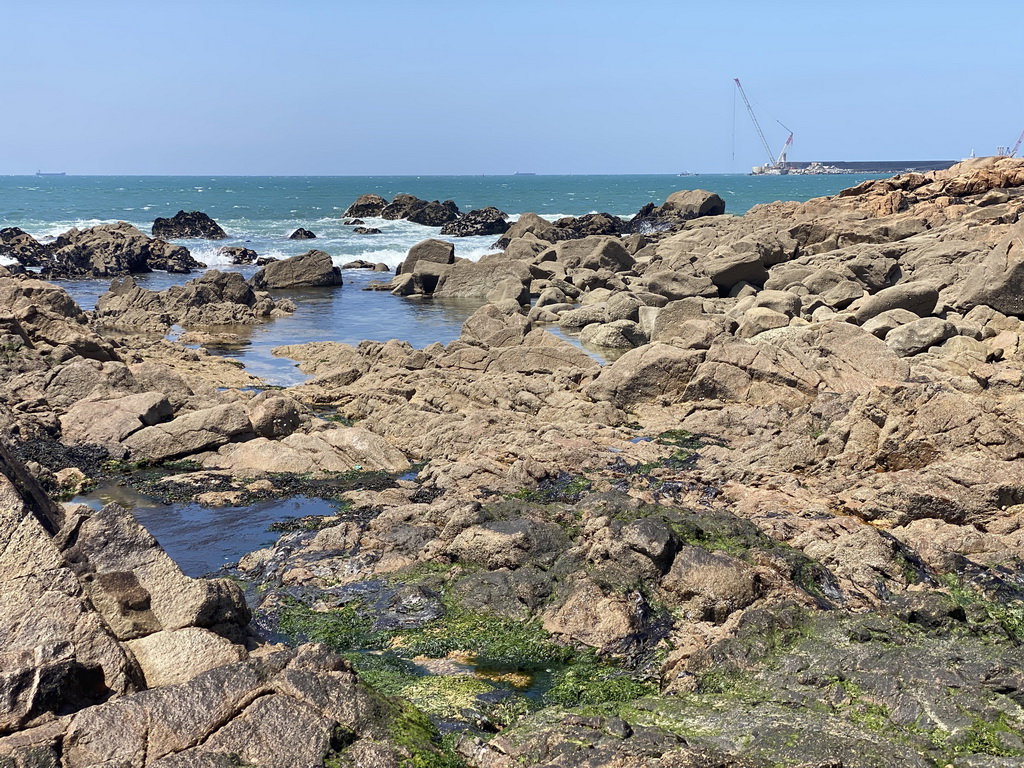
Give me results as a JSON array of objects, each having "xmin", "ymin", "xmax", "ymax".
[
  {"xmin": 512, "ymin": 171, "xmax": 536, "ymax": 176},
  {"xmin": 677, "ymin": 171, "xmax": 698, "ymax": 177},
  {"xmin": 36, "ymin": 171, "xmax": 66, "ymax": 176}
]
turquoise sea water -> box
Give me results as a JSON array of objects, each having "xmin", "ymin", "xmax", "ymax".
[{"xmin": 0, "ymin": 173, "xmax": 882, "ymax": 383}]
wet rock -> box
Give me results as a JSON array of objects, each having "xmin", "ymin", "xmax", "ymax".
[
  {"xmin": 0, "ymin": 227, "xmax": 50, "ymax": 267},
  {"xmin": 45, "ymin": 222, "xmax": 204, "ymax": 279},
  {"xmin": 342, "ymin": 193, "xmax": 388, "ymax": 218},
  {"xmin": 217, "ymin": 246, "xmax": 258, "ymax": 264},
  {"xmin": 440, "ymin": 206, "xmax": 510, "ymax": 237},
  {"xmin": 151, "ymin": 210, "xmax": 228, "ymax": 240},
  {"xmin": 352, "ymin": 226, "xmax": 382, "ymax": 235},
  {"xmin": 661, "ymin": 545, "xmax": 760, "ymax": 622},
  {"xmin": 381, "ymin": 194, "xmax": 460, "ymax": 226},
  {"xmin": 250, "ymin": 249, "xmax": 343, "ymax": 289},
  {"xmin": 288, "ymin": 227, "xmax": 316, "ymax": 240},
  {"xmin": 629, "ymin": 189, "xmax": 726, "ymax": 233},
  {"xmin": 93, "ymin": 270, "xmax": 292, "ymax": 330},
  {"xmin": 552, "ymin": 212, "xmax": 627, "ymax": 239}
]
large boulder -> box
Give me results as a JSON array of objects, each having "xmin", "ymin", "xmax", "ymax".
[
  {"xmin": 94, "ymin": 270, "xmax": 292, "ymax": 330},
  {"xmin": 399, "ymin": 238, "xmax": 455, "ymax": 275},
  {"xmin": 955, "ymin": 224, "xmax": 1024, "ymax": 316},
  {"xmin": 551, "ymin": 212, "xmax": 627, "ymax": 239},
  {"xmin": 45, "ymin": 222, "xmax": 205, "ymax": 279},
  {"xmin": 342, "ymin": 193, "xmax": 388, "ymax": 218},
  {"xmin": 851, "ymin": 281, "xmax": 941, "ymax": 323},
  {"xmin": 547, "ymin": 236, "xmax": 635, "ymax": 273},
  {"xmin": 0, "ymin": 273, "xmax": 120, "ymax": 361},
  {"xmin": 151, "ymin": 210, "xmax": 228, "ymax": 240},
  {"xmin": 0, "ymin": 446, "xmax": 140, "ymax": 733},
  {"xmin": 661, "ymin": 545, "xmax": 760, "ymax": 623},
  {"xmin": 60, "ymin": 392, "xmax": 173, "ymax": 456},
  {"xmin": 432, "ymin": 256, "xmax": 532, "ymax": 303},
  {"xmin": 0, "ymin": 227, "xmax": 50, "ymax": 267},
  {"xmin": 629, "ymin": 189, "xmax": 727, "ymax": 233},
  {"xmin": 381, "ymin": 194, "xmax": 460, "ymax": 226},
  {"xmin": 120, "ymin": 402, "xmax": 255, "ymax": 461},
  {"xmin": 584, "ymin": 342, "xmax": 707, "ymax": 408},
  {"xmin": 440, "ymin": 207, "xmax": 510, "ymax": 237},
  {"xmin": 250, "ymin": 249, "xmax": 343, "ymax": 289},
  {"xmin": 288, "ymin": 227, "xmax": 316, "ymax": 240}
]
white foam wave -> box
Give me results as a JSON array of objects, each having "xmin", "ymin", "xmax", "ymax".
[{"xmin": 0, "ymin": 255, "xmax": 17, "ymax": 267}]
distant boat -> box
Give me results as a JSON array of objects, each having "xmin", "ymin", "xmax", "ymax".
[
  {"xmin": 512, "ymin": 171, "xmax": 536, "ymax": 176},
  {"xmin": 677, "ymin": 171, "xmax": 698, "ymax": 177},
  {"xmin": 36, "ymin": 171, "xmax": 66, "ymax": 176}
]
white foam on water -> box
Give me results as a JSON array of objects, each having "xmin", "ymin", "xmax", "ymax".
[{"xmin": 0, "ymin": 255, "xmax": 17, "ymax": 266}]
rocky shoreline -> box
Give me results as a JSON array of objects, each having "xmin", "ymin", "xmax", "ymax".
[{"xmin": 4, "ymin": 157, "xmax": 1024, "ymax": 767}]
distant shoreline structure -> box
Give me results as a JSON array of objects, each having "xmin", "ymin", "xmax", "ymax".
[
  {"xmin": 36, "ymin": 171, "xmax": 67, "ymax": 177},
  {"xmin": 512, "ymin": 171, "xmax": 536, "ymax": 176},
  {"xmin": 764, "ymin": 160, "xmax": 955, "ymax": 176}
]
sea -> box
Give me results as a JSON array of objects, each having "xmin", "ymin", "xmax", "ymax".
[{"xmin": 0, "ymin": 173, "xmax": 880, "ymax": 385}]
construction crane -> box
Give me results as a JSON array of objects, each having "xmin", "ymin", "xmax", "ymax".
[
  {"xmin": 734, "ymin": 78, "xmax": 792, "ymax": 174},
  {"xmin": 1008, "ymin": 128, "xmax": 1024, "ymax": 158}
]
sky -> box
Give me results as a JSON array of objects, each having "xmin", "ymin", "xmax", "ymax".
[{"xmin": 2, "ymin": 0, "xmax": 1020, "ymax": 175}]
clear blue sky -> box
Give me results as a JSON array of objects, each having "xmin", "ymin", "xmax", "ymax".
[{"xmin": 2, "ymin": 0, "xmax": 1019, "ymax": 175}]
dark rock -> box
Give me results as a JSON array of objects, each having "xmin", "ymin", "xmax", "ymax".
[
  {"xmin": 152, "ymin": 210, "xmax": 228, "ymax": 240},
  {"xmin": 342, "ymin": 194, "xmax": 388, "ymax": 218},
  {"xmin": 0, "ymin": 227, "xmax": 50, "ymax": 267},
  {"xmin": 343, "ymin": 218, "xmax": 365, "ymax": 225},
  {"xmin": 217, "ymin": 246, "xmax": 259, "ymax": 265},
  {"xmin": 250, "ymin": 249, "xmax": 342, "ymax": 289},
  {"xmin": 43, "ymin": 222, "xmax": 204, "ymax": 279},
  {"xmin": 352, "ymin": 227, "xmax": 382, "ymax": 235},
  {"xmin": 340, "ymin": 260, "xmax": 379, "ymax": 270},
  {"xmin": 381, "ymin": 194, "xmax": 460, "ymax": 226},
  {"xmin": 256, "ymin": 256, "xmax": 278, "ymax": 266},
  {"xmin": 440, "ymin": 207, "xmax": 510, "ymax": 237},
  {"xmin": 288, "ymin": 228, "xmax": 316, "ymax": 240},
  {"xmin": 552, "ymin": 212, "xmax": 627, "ymax": 238}
]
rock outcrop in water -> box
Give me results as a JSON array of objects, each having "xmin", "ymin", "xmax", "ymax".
[
  {"xmin": 151, "ymin": 210, "xmax": 228, "ymax": 240},
  {"xmin": 250, "ymin": 249, "xmax": 343, "ymax": 289},
  {"xmin": 0, "ymin": 227, "xmax": 50, "ymax": 267},
  {"xmin": 91, "ymin": 269, "xmax": 296, "ymax": 333},
  {"xmin": 6, "ymin": 157, "xmax": 1024, "ymax": 767},
  {"xmin": 36, "ymin": 222, "xmax": 206, "ymax": 279},
  {"xmin": 439, "ymin": 206, "xmax": 510, "ymax": 237}
]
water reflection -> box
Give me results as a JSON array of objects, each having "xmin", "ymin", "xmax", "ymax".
[{"xmin": 74, "ymin": 482, "xmax": 340, "ymax": 577}]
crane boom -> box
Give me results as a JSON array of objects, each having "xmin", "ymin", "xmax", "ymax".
[
  {"xmin": 734, "ymin": 78, "xmax": 776, "ymax": 167},
  {"xmin": 1010, "ymin": 128, "xmax": 1024, "ymax": 158}
]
